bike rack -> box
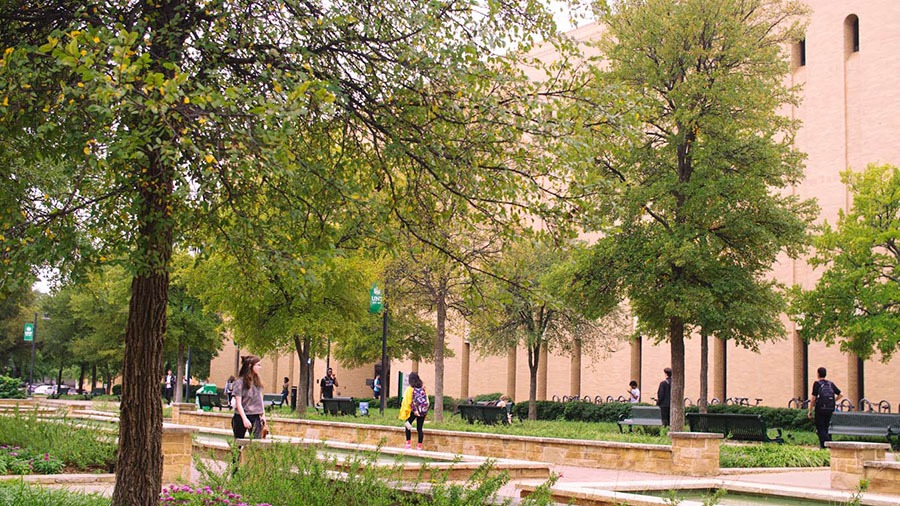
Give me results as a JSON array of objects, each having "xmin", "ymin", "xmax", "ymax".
[
  {"xmin": 582, "ymin": 395, "xmax": 592, "ymax": 403},
  {"xmin": 551, "ymin": 395, "xmax": 561, "ymax": 402},
  {"xmin": 859, "ymin": 398, "xmax": 874, "ymax": 413},
  {"xmin": 837, "ymin": 398, "xmax": 854, "ymax": 412},
  {"xmin": 877, "ymin": 400, "xmax": 891, "ymax": 413},
  {"xmin": 606, "ymin": 395, "xmax": 615, "ymax": 403},
  {"xmin": 683, "ymin": 397, "xmax": 694, "ymax": 407},
  {"xmin": 594, "ymin": 395, "xmax": 604, "ymax": 404}
]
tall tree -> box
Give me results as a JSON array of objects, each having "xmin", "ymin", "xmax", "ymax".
[
  {"xmin": 792, "ymin": 164, "xmax": 900, "ymax": 360},
  {"xmin": 0, "ymin": 1, "xmax": 563, "ymax": 502},
  {"xmin": 563, "ymin": 0, "xmax": 815, "ymax": 431},
  {"xmin": 468, "ymin": 239, "xmax": 624, "ymax": 420}
]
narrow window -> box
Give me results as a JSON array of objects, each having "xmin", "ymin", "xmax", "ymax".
[
  {"xmin": 799, "ymin": 39, "xmax": 806, "ymax": 66},
  {"xmin": 844, "ymin": 15, "xmax": 859, "ymax": 54}
]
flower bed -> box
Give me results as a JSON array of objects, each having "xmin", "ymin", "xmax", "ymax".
[
  {"xmin": 161, "ymin": 485, "xmax": 271, "ymax": 506},
  {"xmin": 0, "ymin": 445, "xmax": 65, "ymax": 475}
]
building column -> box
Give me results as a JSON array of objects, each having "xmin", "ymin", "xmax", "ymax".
[
  {"xmin": 630, "ymin": 335, "xmax": 642, "ymax": 388},
  {"xmin": 713, "ymin": 337, "xmax": 726, "ymax": 402},
  {"xmin": 792, "ymin": 329, "xmax": 808, "ymax": 400},
  {"xmin": 506, "ymin": 345, "xmax": 517, "ymax": 401},
  {"xmin": 460, "ymin": 340, "xmax": 470, "ymax": 400},
  {"xmin": 570, "ymin": 339, "xmax": 582, "ymax": 398},
  {"xmin": 411, "ymin": 360, "xmax": 419, "ymax": 373},
  {"xmin": 271, "ymin": 353, "xmax": 279, "ymax": 389},
  {"xmin": 288, "ymin": 352, "xmax": 295, "ymax": 390},
  {"xmin": 538, "ymin": 343, "xmax": 548, "ymax": 401},
  {"xmin": 846, "ymin": 352, "xmax": 860, "ymax": 410}
]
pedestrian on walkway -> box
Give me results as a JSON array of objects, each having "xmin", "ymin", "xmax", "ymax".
[
  {"xmin": 657, "ymin": 368, "xmax": 672, "ymax": 426},
  {"xmin": 808, "ymin": 367, "xmax": 842, "ymax": 449},
  {"xmin": 399, "ymin": 372, "xmax": 429, "ymax": 450},
  {"xmin": 232, "ymin": 355, "xmax": 266, "ymax": 439}
]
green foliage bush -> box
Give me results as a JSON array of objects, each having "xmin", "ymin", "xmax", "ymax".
[
  {"xmin": 686, "ymin": 404, "xmax": 815, "ymax": 432},
  {"xmin": 0, "ymin": 446, "xmax": 65, "ymax": 475},
  {"xmin": 0, "ymin": 375, "xmax": 26, "ymax": 399},
  {"xmin": 195, "ymin": 441, "xmax": 558, "ymax": 506},
  {"xmin": 472, "ymin": 392, "xmax": 503, "ymax": 402},
  {"xmin": 720, "ymin": 444, "xmax": 830, "ymax": 468},
  {"xmin": 0, "ymin": 481, "xmax": 108, "ymax": 506}
]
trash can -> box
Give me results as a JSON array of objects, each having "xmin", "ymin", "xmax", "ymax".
[
  {"xmin": 196, "ymin": 383, "xmax": 218, "ymax": 411},
  {"xmin": 290, "ymin": 386, "xmax": 298, "ymax": 411}
]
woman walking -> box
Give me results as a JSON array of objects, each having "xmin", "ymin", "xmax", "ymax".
[
  {"xmin": 399, "ymin": 372, "xmax": 429, "ymax": 450},
  {"xmin": 232, "ymin": 355, "xmax": 266, "ymax": 439}
]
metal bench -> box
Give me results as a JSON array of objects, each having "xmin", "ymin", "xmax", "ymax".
[
  {"xmin": 321, "ymin": 396, "xmax": 355, "ymax": 416},
  {"xmin": 828, "ymin": 412, "xmax": 900, "ymax": 449},
  {"xmin": 262, "ymin": 393, "xmax": 284, "ymax": 411},
  {"xmin": 617, "ymin": 406, "xmax": 663, "ymax": 432},
  {"xmin": 686, "ymin": 413, "xmax": 784, "ymax": 443},
  {"xmin": 457, "ymin": 404, "xmax": 509, "ymax": 425},
  {"xmin": 197, "ymin": 392, "xmax": 228, "ymax": 411}
]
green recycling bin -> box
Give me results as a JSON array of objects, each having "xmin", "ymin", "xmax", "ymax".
[{"xmin": 196, "ymin": 383, "xmax": 218, "ymax": 411}]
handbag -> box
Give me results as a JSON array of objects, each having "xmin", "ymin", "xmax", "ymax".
[{"xmin": 260, "ymin": 419, "xmax": 269, "ymax": 439}]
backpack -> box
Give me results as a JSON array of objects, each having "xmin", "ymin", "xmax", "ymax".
[
  {"xmin": 411, "ymin": 387, "xmax": 430, "ymax": 416},
  {"xmin": 817, "ymin": 380, "xmax": 836, "ymax": 410}
]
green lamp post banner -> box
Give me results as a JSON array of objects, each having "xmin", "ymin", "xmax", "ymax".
[
  {"xmin": 369, "ymin": 283, "xmax": 383, "ymax": 313},
  {"xmin": 24, "ymin": 323, "xmax": 34, "ymax": 342}
]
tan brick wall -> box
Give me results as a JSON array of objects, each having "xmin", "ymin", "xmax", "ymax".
[
  {"xmin": 826, "ymin": 441, "xmax": 889, "ymax": 490},
  {"xmin": 161, "ymin": 426, "xmax": 195, "ymax": 484},
  {"xmin": 864, "ymin": 461, "xmax": 900, "ymax": 495}
]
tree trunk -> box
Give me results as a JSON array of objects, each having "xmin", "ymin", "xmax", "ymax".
[
  {"xmin": 307, "ymin": 355, "xmax": 315, "ymax": 406},
  {"xmin": 174, "ymin": 342, "xmax": 185, "ymax": 403},
  {"xmin": 699, "ymin": 330, "xmax": 708, "ymax": 414},
  {"xmin": 112, "ymin": 65, "xmax": 176, "ymax": 505},
  {"xmin": 91, "ymin": 364, "xmax": 97, "ymax": 392},
  {"xmin": 293, "ymin": 336, "xmax": 308, "ymax": 414},
  {"xmin": 669, "ymin": 317, "xmax": 686, "ymax": 431},
  {"xmin": 433, "ymin": 292, "xmax": 446, "ymax": 422},
  {"xmin": 57, "ymin": 361, "xmax": 64, "ymax": 393},
  {"xmin": 527, "ymin": 341, "xmax": 539, "ymax": 421},
  {"xmin": 78, "ymin": 363, "xmax": 85, "ymax": 393}
]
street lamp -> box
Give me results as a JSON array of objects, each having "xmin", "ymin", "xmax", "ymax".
[{"xmin": 27, "ymin": 312, "xmax": 50, "ymax": 395}]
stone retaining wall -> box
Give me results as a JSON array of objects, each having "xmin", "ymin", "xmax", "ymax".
[
  {"xmin": 825, "ymin": 441, "xmax": 900, "ymax": 494},
  {"xmin": 178, "ymin": 409, "xmax": 722, "ymax": 476}
]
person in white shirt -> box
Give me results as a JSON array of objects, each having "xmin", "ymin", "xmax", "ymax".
[{"xmin": 627, "ymin": 380, "xmax": 640, "ymax": 403}]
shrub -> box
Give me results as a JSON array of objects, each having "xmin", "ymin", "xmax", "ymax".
[
  {"xmin": 472, "ymin": 392, "xmax": 503, "ymax": 402},
  {"xmin": 111, "ymin": 384, "xmax": 122, "ymax": 395},
  {"xmin": 511, "ymin": 400, "xmax": 636, "ymax": 423},
  {"xmin": 0, "ymin": 480, "xmax": 108, "ymax": 506},
  {"xmin": 0, "ymin": 412, "xmax": 116, "ymax": 471},
  {"xmin": 720, "ymin": 444, "xmax": 830, "ymax": 468},
  {"xmin": 0, "ymin": 375, "xmax": 25, "ymax": 399}
]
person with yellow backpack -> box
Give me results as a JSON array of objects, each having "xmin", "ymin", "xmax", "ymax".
[{"xmin": 399, "ymin": 372, "xmax": 429, "ymax": 450}]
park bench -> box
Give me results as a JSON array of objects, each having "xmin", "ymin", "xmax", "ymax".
[
  {"xmin": 617, "ymin": 406, "xmax": 663, "ymax": 433},
  {"xmin": 48, "ymin": 386, "xmax": 71, "ymax": 399},
  {"xmin": 686, "ymin": 413, "xmax": 784, "ymax": 443},
  {"xmin": 262, "ymin": 393, "xmax": 285, "ymax": 411},
  {"xmin": 83, "ymin": 387, "xmax": 109, "ymax": 400},
  {"xmin": 457, "ymin": 404, "xmax": 509, "ymax": 425},
  {"xmin": 197, "ymin": 392, "xmax": 228, "ymax": 411},
  {"xmin": 321, "ymin": 396, "xmax": 356, "ymax": 416},
  {"xmin": 828, "ymin": 412, "xmax": 900, "ymax": 450}
]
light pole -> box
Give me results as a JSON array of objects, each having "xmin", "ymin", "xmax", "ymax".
[{"xmin": 27, "ymin": 312, "xmax": 50, "ymax": 395}]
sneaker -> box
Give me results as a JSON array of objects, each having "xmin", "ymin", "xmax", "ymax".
[
  {"xmin": 416, "ymin": 443, "xmax": 423, "ymax": 451},
  {"xmin": 405, "ymin": 441, "xmax": 411, "ymax": 449}
]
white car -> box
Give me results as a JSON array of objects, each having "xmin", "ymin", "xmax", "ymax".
[{"xmin": 32, "ymin": 385, "xmax": 57, "ymax": 395}]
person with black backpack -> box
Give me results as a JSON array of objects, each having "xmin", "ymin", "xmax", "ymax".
[{"xmin": 809, "ymin": 367, "xmax": 843, "ymax": 449}]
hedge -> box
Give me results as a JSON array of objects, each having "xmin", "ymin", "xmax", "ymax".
[
  {"xmin": 510, "ymin": 400, "xmax": 635, "ymax": 423},
  {"xmin": 0, "ymin": 375, "xmax": 25, "ymax": 399},
  {"xmin": 686, "ymin": 404, "xmax": 815, "ymax": 432}
]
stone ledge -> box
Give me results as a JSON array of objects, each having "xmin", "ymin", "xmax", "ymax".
[
  {"xmin": 669, "ymin": 432, "xmax": 724, "ymax": 440},
  {"xmin": 162, "ymin": 423, "xmax": 199, "ymax": 434},
  {"xmin": 865, "ymin": 460, "xmax": 900, "ymax": 470},
  {"xmin": 1, "ymin": 473, "xmax": 116, "ymax": 484},
  {"xmin": 826, "ymin": 441, "xmax": 891, "ymax": 450}
]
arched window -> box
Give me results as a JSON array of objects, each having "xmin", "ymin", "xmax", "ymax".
[{"xmin": 844, "ymin": 15, "xmax": 859, "ymax": 54}]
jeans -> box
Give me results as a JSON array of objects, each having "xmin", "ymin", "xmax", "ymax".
[{"xmin": 232, "ymin": 413, "xmax": 263, "ymax": 439}]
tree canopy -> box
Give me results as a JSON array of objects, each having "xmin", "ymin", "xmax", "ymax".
[
  {"xmin": 792, "ymin": 164, "xmax": 900, "ymax": 361},
  {"xmin": 560, "ymin": 0, "xmax": 816, "ymax": 430}
]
